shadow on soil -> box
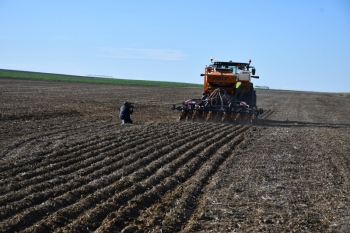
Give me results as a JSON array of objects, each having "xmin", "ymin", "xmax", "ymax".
[{"xmin": 259, "ymin": 119, "xmax": 350, "ymax": 129}]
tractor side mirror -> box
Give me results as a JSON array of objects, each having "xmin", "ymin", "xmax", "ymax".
[{"xmin": 252, "ymin": 68, "xmax": 256, "ymax": 75}]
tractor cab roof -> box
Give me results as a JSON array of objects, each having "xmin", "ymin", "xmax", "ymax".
[
  {"xmin": 213, "ymin": 61, "xmax": 249, "ymax": 67},
  {"xmin": 213, "ymin": 61, "xmax": 255, "ymax": 70}
]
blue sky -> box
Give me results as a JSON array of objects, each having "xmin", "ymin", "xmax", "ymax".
[{"xmin": 0, "ymin": 0, "xmax": 349, "ymax": 92}]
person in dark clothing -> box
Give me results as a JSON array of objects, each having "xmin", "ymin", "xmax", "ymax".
[{"xmin": 119, "ymin": 102, "xmax": 133, "ymax": 124}]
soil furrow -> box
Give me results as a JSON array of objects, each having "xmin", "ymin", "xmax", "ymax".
[
  {"xmin": 260, "ymin": 109, "xmax": 274, "ymax": 120},
  {"xmin": 0, "ymin": 121, "xmax": 112, "ymax": 159},
  {"xmin": 0, "ymin": 134, "xmax": 115, "ymax": 181},
  {"xmin": 0, "ymin": 123, "xmax": 223, "ymax": 232},
  {"xmin": 0, "ymin": 123, "xmax": 187, "ymax": 193},
  {"xmin": 0, "ymin": 131, "xmax": 167, "ymax": 216},
  {"xmin": 0, "ymin": 132, "xmax": 154, "ymax": 196},
  {"xmin": 86, "ymin": 126, "xmax": 248, "ymax": 232},
  {"xmin": 0, "ymin": 123, "xmax": 203, "ymax": 222},
  {"xmin": 125, "ymin": 127, "xmax": 249, "ymax": 232},
  {"xmin": 0, "ymin": 122, "xmax": 172, "ymax": 174},
  {"xmin": 49, "ymin": 124, "xmax": 235, "ymax": 233},
  {"xmin": 0, "ymin": 123, "xmax": 169, "ymax": 176},
  {"xmin": 181, "ymin": 130, "xmax": 251, "ymax": 232}
]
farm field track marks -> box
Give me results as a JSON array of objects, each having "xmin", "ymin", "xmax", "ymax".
[
  {"xmin": 24, "ymin": 125, "xmax": 249, "ymax": 233},
  {"xmin": 95, "ymin": 126, "xmax": 249, "ymax": 232},
  {"xmin": 0, "ymin": 123, "xmax": 188, "ymax": 211},
  {"xmin": 0, "ymin": 124, "xmax": 173, "ymax": 196},
  {"xmin": 0, "ymin": 121, "xmax": 116, "ymax": 165},
  {"xmin": 2, "ymin": 79, "xmax": 350, "ymax": 232},
  {"xmin": 0, "ymin": 123, "xmax": 232, "ymax": 232},
  {"xmin": 0, "ymin": 119, "xmax": 103, "ymax": 150},
  {"xmin": 0, "ymin": 115, "xmax": 270, "ymax": 231},
  {"xmin": 260, "ymin": 109, "xmax": 274, "ymax": 119},
  {"xmin": 35, "ymin": 123, "xmax": 237, "ymax": 232},
  {"xmin": 125, "ymin": 127, "xmax": 250, "ymax": 232},
  {"xmin": 0, "ymin": 122, "xmax": 182, "ymax": 181},
  {"xmin": 0, "ymin": 123, "xmax": 204, "ymax": 214},
  {"xmin": 115, "ymin": 110, "xmax": 274, "ymax": 232}
]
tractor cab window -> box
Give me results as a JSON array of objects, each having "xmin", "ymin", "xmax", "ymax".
[
  {"xmin": 227, "ymin": 66, "xmax": 237, "ymax": 73},
  {"xmin": 216, "ymin": 64, "xmax": 228, "ymax": 69},
  {"xmin": 216, "ymin": 64, "xmax": 234, "ymax": 72},
  {"xmin": 235, "ymin": 66, "xmax": 246, "ymax": 74},
  {"xmin": 215, "ymin": 64, "xmax": 246, "ymax": 74}
]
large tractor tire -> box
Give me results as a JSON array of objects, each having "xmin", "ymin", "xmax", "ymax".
[
  {"xmin": 242, "ymin": 83, "xmax": 256, "ymax": 107},
  {"xmin": 253, "ymin": 90, "xmax": 257, "ymax": 107}
]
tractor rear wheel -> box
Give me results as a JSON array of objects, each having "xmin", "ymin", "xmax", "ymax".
[{"xmin": 242, "ymin": 83, "xmax": 256, "ymax": 107}]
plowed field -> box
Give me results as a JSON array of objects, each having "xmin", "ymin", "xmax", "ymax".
[{"xmin": 1, "ymin": 78, "xmax": 349, "ymax": 232}]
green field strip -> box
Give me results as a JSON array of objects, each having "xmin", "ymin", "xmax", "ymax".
[{"xmin": 0, "ymin": 69, "xmax": 202, "ymax": 88}]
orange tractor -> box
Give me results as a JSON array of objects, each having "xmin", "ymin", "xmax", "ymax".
[{"xmin": 172, "ymin": 58, "xmax": 263, "ymax": 124}]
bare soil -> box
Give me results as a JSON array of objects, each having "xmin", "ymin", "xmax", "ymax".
[{"xmin": 0, "ymin": 78, "xmax": 349, "ymax": 232}]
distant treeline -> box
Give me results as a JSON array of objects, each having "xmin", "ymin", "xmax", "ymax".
[{"xmin": 255, "ymin": 85, "xmax": 269, "ymax": 90}]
